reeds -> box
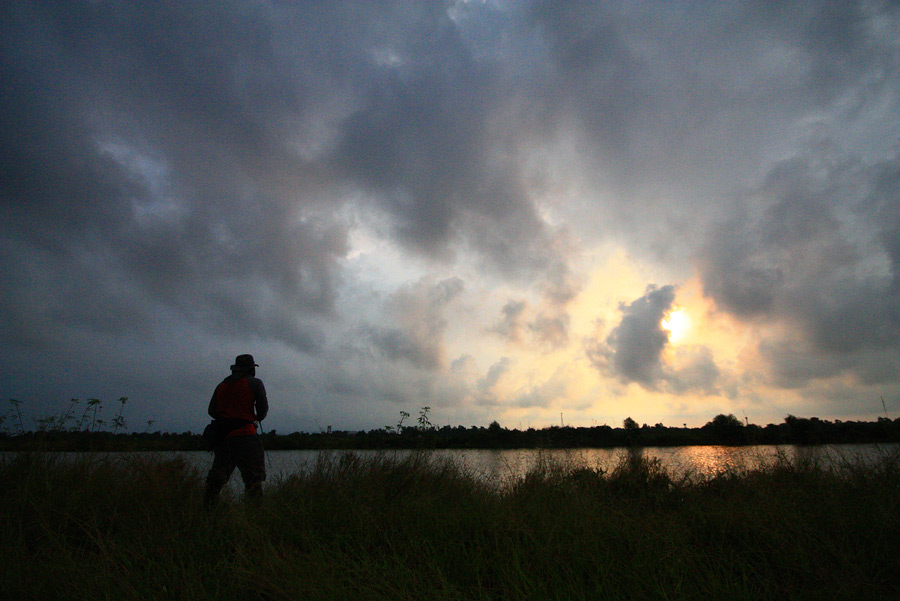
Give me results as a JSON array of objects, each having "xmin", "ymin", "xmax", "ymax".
[{"xmin": 2, "ymin": 448, "xmax": 899, "ymax": 600}]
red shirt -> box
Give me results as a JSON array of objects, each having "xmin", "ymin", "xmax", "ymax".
[{"xmin": 208, "ymin": 375, "xmax": 268, "ymax": 437}]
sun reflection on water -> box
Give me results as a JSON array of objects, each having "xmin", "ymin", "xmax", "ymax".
[{"xmin": 149, "ymin": 443, "xmax": 900, "ymax": 492}]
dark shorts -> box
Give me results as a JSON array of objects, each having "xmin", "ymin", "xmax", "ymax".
[{"xmin": 206, "ymin": 434, "xmax": 266, "ymax": 490}]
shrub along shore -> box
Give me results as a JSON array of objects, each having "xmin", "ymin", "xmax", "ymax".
[
  {"xmin": 2, "ymin": 449, "xmax": 899, "ymax": 600},
  {"xmin": 3, "ymin": 412, "xmax": 900, "ymax": 452}
]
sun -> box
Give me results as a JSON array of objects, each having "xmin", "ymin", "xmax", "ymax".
[{"xmin": 662, "ymin": 308, "xmax": 691, "ymax": 344}]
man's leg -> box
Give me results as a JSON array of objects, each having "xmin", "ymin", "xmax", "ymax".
[
  {"xmin": 204, "ymin": 443, "xmax": 236, "ymax": 508},
  {"xmin": 232, "ymin": 435, "xmax": 266, "ymax": 502}
]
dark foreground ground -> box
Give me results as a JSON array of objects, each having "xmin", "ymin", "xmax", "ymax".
[{"xmin": 2, "ymin": 449, "xmax": 899, "ymax": 600}]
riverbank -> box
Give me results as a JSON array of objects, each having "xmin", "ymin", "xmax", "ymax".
[
  {"xmin": 3, "ymin": 450, "xmax": 899, "ymax": 600},
  {"xmin": 3, "ymin": 412, "xmax": 900, "ymax": 452}
]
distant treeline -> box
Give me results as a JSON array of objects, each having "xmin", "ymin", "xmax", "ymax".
[
  {"xmin": 3, "ymin": 413, "xmax": 900, "ymax": 452},
  {"xmin": 261, "ymin": 414, "xmax": 900, "ymax": 450}
]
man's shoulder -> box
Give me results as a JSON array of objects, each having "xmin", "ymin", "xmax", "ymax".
[{"xmin": 217, "ymin": 375, "xmax": 259, "ymax": 389}]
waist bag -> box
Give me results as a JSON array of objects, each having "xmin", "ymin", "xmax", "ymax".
[{"xmin": 201, "ymin": 418, "xmax": 253, "ymax": 451}]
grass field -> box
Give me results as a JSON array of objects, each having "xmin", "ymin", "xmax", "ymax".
[{"xmin": 2, "ymin": 448, "xmax": 899, "ymax": 600}]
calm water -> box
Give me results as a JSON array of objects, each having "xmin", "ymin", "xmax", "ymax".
[
  {"xmin": 189, "ymin": 443, "xmax": 900, "ymax": 489},
  {"xmin": 8, "ymin": 444, "xmax": 898, "ymax": 490}
]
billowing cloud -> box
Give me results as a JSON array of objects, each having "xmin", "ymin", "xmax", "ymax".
[
  {"xmin": 701, "ymin": 147, "xmax": 900, "ymax": 387},
  {"xmin": 591, "ymin": 285, "xmax": 676, "ymax": 387},
  {"xmin": 0, "ymin": 1, "xmax": 353, "ymax": 356},
  {"xmin": 588, "ymin": 285, "xmax": 723, "ymax": 396},
  {"xmin": 490, "ymin": 300, "xmax": 527, "ymax": 344},
  {"xmin": 2, "ymin": 0, "xmax": 899, "ymax": 431},
  {"xmin": 665, "ymin": 346, "xmax": 722, "ymax": 396},
  {"xmin": 367, "ymin": 276, "xmax": 465, "ymax": 370},
  {"xmin": 476, "ymin": 357, "xmax": 513, "ymax": 406}
]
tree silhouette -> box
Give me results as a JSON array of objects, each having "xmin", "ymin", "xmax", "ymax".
[{"xmin": 703, "ymin": 414, "xmax": 745, "ymax": 444}]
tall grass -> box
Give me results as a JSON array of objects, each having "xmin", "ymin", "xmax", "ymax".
[{"xmin": 2, "ymin": 449, "xmax": 899, "ymax": 600}]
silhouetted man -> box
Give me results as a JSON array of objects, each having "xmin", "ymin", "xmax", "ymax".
[{"xmin": 204, "ymin": 354, "xmax": 268, "ymax": 507}]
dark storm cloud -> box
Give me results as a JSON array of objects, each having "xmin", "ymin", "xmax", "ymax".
[
  {"xmin": 866, "ymin": 158, "xmax": 900, "ymax": 292},
  {"xmin": 329, "ymin": 3, "xmax": 567, "ymax": 279},
  {"xmin": 532, "ymin": 0, "xmax": 649, "ymax": 160},
  {"xmin": 588, "ymin": 285, "xmax": 722, "ymax": 394},
  {"xmin": 593, "ymin": 285, "xmax": 676, "ymax": 387},
  {"xmin": 794, "ymin": 0, "xmax": 898, "ymax": 105},
  {"xmin": 0, "ymin": 1, "xmax": 351, "ymax": 353},
  {"xmin": 2, "ymin": 0, "xmax": 899, "ymax": 429},
  {"xmin": 0, "ymin": 1, "xmax": 575, "ymax": 351},
  {"xmin": 700, "ymin": 147, "xmax": 900, "ymax": 386},
  {"xmin": 525, "ymin": 0, "xmax": 900, "ymax": 266}
]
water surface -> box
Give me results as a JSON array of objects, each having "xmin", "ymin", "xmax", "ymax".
[
  {"xmin": 9, "ymin": 444, "xmax": 896, "ymax": 491},
  {"xmin": 197, "ymin": 443, "xmax": 900, "ymax": 489}
]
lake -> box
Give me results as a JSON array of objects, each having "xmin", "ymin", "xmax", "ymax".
[
  {"xmin": 187, "ymin": 443, "xmax": 900, "ymax": 489},
  {"xmin": 9, "ymin": 443, "xmax": 897, "ymax": 491}
]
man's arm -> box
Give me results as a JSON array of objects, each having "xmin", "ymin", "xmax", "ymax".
[
  {"xmin": 207, "ymin": 389, "xmax": 218, "ymax": 419},
  {"xmin": 251, "ymin": 378, "xmax": 268, "ymax": 421}
]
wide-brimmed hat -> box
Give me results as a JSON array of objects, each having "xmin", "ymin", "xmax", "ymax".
[{"xmin": 231, "ymin": 354, "xmax": 259, "ymax": 370}]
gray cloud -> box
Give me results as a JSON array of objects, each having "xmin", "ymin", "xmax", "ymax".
[
  {"xmin": 489, "ymin": 300, "xmax": 527, "ymax": 343},
  {"xmin": 592, "ymin": 285, "xmax": 676, "ymax": 387},
  {"xmin": 664, "ymin": 347, "xmax": 722, "ymax": 396},
  {"xmin": 512, "ymin": 379, "xmax": 568, "ymax": 409},
  {"xmin": 2, "ymin": 0, "xmax": 899, "ymax": 430},
  {"xmin": 476, "ymin": 357, "xmax": 512, "ymax": 406},
  {"xmin": 528, "ymin": 253, "xmax": 582, "ymax": 349},
  {"xmin": 528, "ymin": 314, "xmax": 571, "ymax": 350},
  {"xmin": 0, "ymin": 2, "xmax": 382, "ymax": 366},
  {"xmin": 489, "ymin": 249, "xmax": 582, "ymax": 349},
  {"xmin": 588, "ymin": 285, "xmax": 723, "ymax": 395},
  {"xmin": 367, "ymin": 277, "xmax": 465, "ymax": 370},
  {"xmin": 700, "ymin": 145, "xmax": 900, "ymax": 385},
  {"xmin": 0, "ymin": 2, "xmax": 580, "ymax": 348}
]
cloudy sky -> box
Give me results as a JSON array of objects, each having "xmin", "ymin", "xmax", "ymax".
[{"xmin": 2, "ymin": 0, "xmax": 900, "ymax": 434}]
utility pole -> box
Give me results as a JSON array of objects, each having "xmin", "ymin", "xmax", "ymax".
[{"xmin": 560, "ymin": 412, "xmax": 564, "ymax": 427}]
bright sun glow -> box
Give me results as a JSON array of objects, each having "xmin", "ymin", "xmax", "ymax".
[{"xmin": 662, "ymin": 308, "xmax": 691, "ymax": 343}]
